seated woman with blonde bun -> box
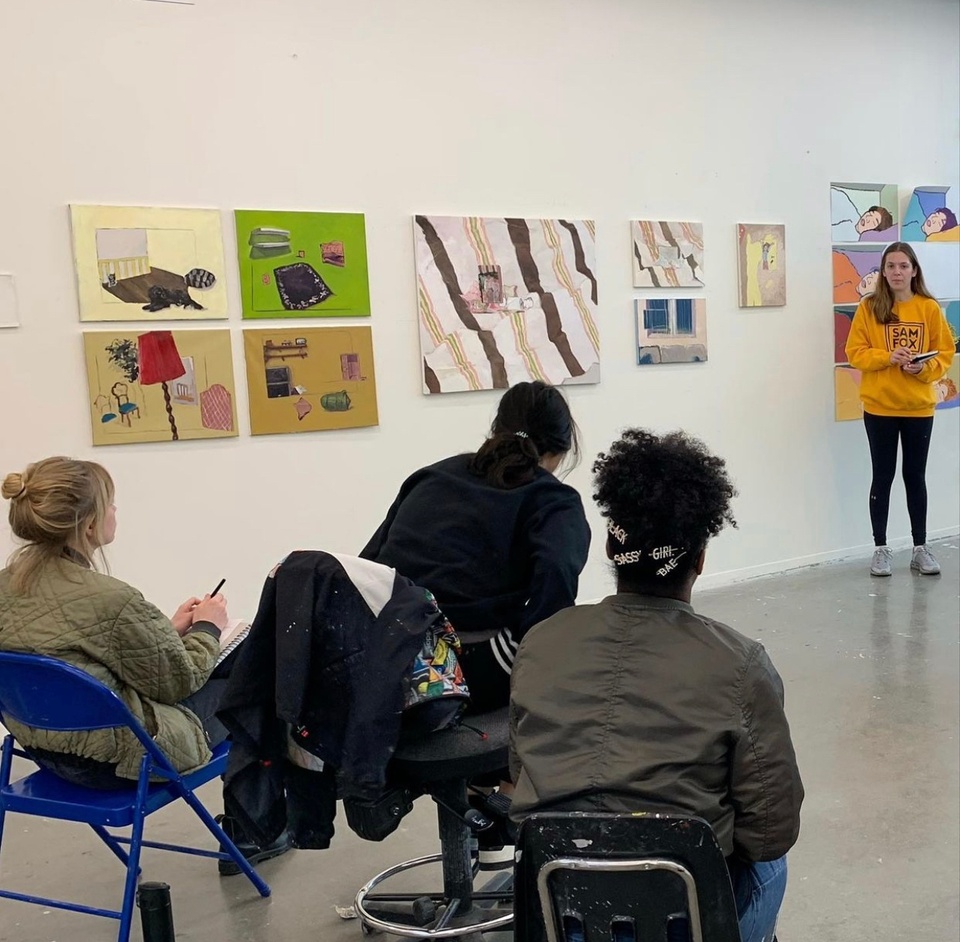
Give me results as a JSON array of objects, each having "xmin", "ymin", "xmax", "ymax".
[{"xmin": 0, "ymin": 456, "xmax": 232, "ymax": 789}]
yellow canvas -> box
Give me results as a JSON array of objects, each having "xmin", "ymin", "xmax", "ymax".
[
  {"xmin": 834, "ymin": 366, "xmax": 863, "ymax": 422},
  {"xmin": 71, "ymin": 205, "xmax": 228, "ymax": 321},
  {"xmin": 737, "ymin": 223, "xmax": 786, "ymax": 308},
  {"xmin": 84, "ymin": 329, "xmax": 238, "ymax": 445},
  {"xmin": 243, "ymin": 326, "xmax": 379, "ymax": 435}
]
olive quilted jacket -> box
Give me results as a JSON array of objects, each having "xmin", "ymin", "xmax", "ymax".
[{"xmin": 0, "ymin": 557, "xmax": 219, "ymax": 779}]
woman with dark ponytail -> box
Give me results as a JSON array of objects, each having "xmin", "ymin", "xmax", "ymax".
[{"xmin": 361, "ymin": 381, "xmax": 590, "ymax": 713}]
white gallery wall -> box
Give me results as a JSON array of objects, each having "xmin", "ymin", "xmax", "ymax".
[{"xmin": 0, "ymin": 0, "xmax": 958, "ymax": 620}]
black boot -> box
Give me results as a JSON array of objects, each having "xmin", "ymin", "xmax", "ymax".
[{"xmin": 216, "ymin": 814, "xmax": 293, "ymax": 876}]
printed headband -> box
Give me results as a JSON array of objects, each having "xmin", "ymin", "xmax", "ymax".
[{"xmin": 607, "ymin": 519, "xmax": 688, "ymax": 578}]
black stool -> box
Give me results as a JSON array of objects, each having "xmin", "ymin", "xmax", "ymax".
[{"xmin": 354, "ymin": 707, "xmax": 514, "ymax": 938}]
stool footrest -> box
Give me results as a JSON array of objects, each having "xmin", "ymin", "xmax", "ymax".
[{"xmin": 355, "ymin": 853, "xmax": 514, "ymax": 939}]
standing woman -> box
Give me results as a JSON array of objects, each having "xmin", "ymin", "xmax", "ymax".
[
  {"xmin": 845, "ymin": 242, "xmax": 955, "ymax": 576},
  {"xmin": 361, "ymin": 381, "xmax": 591, "ymax": 713}
]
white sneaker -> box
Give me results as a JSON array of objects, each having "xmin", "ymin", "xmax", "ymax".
[
  {"xmin": 911, "ymin": 545, "xmax": 940, "ymax": 575},
  {"xmin": 870, "ymin": 547, "xmax": 893, "ymax": 577},
  {"xmin": 477, "ymin": 845, "xmax": 515, "ymax": 869}
]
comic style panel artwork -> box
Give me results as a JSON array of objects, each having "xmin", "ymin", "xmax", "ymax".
[{"xmin": 830, "ymin": 182, "xmax": 899, "ymax": 244}]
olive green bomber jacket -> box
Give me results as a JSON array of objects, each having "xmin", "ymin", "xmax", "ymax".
[
  {"xmin": 509, "ymin": 594, "xmax": 804, "ymax": 862},
  {"xmin": 0, "ymin": 558, "xmax": 219, "ymax": 780}
]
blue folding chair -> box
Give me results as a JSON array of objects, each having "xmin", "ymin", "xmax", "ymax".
[{"xmin": 0, "ymin": 651, "xmax": 271, "ymax": 942}]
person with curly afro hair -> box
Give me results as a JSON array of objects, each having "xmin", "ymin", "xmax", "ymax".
[
  {"xmin": 592, "ymin": 427, "xmax": 738, "ymax": 596},
  {"xmin": 509, "ymin": 429, "xmax": 803, "ymax": 942}
]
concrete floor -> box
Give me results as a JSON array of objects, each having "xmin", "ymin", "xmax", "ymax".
[{"xmin": 0, "ymin": 540, "xmax": 957, "ymax": 942}]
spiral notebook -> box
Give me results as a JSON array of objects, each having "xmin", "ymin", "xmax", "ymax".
[{"xmin": 216, "ymin": 618, "xmax": 250, "ymax": 666}]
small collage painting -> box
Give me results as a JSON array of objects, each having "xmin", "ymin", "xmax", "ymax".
[
  {"xmin": 243, "ymin": 326, "xmax": 378, "ymax": 435},
  {"xmin": 235, "ymin": 210, "xmax": 371, "ymax": 319},
  {"xmin": 83, "ymin": 329, "xmax": 237, "ymax": 444},
  {"xmin": 71, "ymin": 205, "xmax": 228, "ymax": 322}
]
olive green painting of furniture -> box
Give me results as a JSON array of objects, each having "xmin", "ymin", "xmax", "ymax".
[
  {"xmin": 243, "ymin": 326, "xmax": 378, "ymax": 435},
  {"xmin": 235, "ymin": 210, "xmax": 371, "ymax": 319},
  {"xmin": 83, "ymin": 329, "xmax": 237, "ymax": 444}
]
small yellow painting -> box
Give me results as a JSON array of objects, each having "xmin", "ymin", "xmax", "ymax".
[
  {"xmin": 71, "ymin": 205, "xmax": 228, "ymax": 321},
  {"xmin": 84, "ymin": 330, "xmax": 238, "ymax": 445},
  {"xmin": 243, "ymin": 326, "xmax": 379, "ymax": 435},
  {"xmin": 737, "ymin": 223, "xmax": 786, "ymax": 308}
]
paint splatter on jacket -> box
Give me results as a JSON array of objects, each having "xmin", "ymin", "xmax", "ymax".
[{"xmin": 217, "ymin": 550, "xmax": 462, "ymax": 847}]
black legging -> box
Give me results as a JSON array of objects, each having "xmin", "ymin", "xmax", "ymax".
[
  {"xmin": 457, "ymin": 631, "xmax": 514, "ymax": 714},
  {"xmin": 455, "ymin": 633, "xmax": 514, "ymax": 786},
  {"xmin": 863, "ymin": 411, "xmax": 934, "ymax": 546}
]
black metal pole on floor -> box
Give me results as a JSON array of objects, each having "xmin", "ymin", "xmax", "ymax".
[{"xmin": 137, "ymin": 882, "xmax": 176, "ymax": 942}]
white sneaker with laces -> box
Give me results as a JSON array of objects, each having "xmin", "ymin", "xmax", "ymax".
[
  {"xmin": 911, "ymin": 545, "xmax": 940, "ymax": 575},
  {"xmin": 870, "ymin": 546, "xmax": 893, "ymax": 577}
]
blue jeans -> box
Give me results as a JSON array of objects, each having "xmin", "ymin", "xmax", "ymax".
[
  {"xmin": 560, "ymin": 855, "xmax": 787, "ymax": 942},
  {"xmin": 730, "ymin": 855, "xmax": 788, "ymax": 942}
]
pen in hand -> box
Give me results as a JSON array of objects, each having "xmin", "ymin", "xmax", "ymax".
[{"xmin": 184, "ymin": 579, "xmax": 229, "ymax": 633}]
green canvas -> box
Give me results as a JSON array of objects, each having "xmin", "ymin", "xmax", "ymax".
[{"xmin": 235, "ymin": 209, "xmax": 371, "ymax": 319}]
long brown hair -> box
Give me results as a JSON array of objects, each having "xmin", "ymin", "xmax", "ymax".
[
  {"xmin": 2, "ymin": 457, "xmax": 114, "ymax": 594},
  {"xmin": 868, "ymin": 242, "xmax": 935, "ymax": 325}
]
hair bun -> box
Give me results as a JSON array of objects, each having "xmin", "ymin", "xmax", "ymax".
[{"xmin": 1, "ymin": 472, "xmax": 26, "ymax": 501}]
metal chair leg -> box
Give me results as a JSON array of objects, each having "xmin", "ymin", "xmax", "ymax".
[
  {"xmin": 177, "ymin": 784, "xmax": 271, "ymax": 897},
  {"xmin": 0, "ymin": 737, "xmax": 11, "ymax": 856},
  {"xmin": 117, "ymin": 762, "xmax": 151, "ymax": 942},
  {"xmin": 91, "ymin": 825, "xmax": 135, "ymax": 870}
]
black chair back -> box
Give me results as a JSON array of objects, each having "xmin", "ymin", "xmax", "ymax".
[{"xmin": 515, "ymin": 812, "xmax": 741, "ymax": 942}]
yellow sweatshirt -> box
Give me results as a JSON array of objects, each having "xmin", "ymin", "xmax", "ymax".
[{"xmin": 845, "ymin": 295, "xmax": 956, "ymax": 417}]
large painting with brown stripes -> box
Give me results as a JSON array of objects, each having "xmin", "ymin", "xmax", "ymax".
[{"xmin": 414, "ymin": 215, "xmax": 600, "ymax": 394}]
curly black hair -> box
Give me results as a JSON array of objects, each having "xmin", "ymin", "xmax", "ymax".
[{"xmin": 592, "ymin": 428, "xmax": 738, "ymax": 588}]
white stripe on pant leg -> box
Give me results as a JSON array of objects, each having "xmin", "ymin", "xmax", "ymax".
[
  {"xmin": 490, "ymin": 635, "xmax": 514, "ymax": 675},
  {"xmin": 493, "ymin": 629, "xmax": 517, "ymax": 663}
]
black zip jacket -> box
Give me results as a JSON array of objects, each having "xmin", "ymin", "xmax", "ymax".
[{"xmin": 217, "ymin": 550, "xmax": 454, "ymax": 847}]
